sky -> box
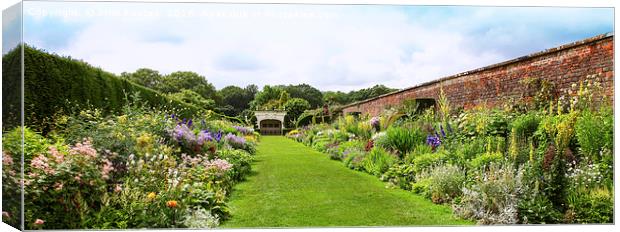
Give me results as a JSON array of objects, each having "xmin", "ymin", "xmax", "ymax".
[{"xmin": 8, "ymin": 1, "xmax": 615, "ymax": 92}]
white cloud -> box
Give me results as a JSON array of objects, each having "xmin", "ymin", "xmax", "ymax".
[{"xmin": 22, "ymin": 2, "xmax": 613, "ymax": 91}]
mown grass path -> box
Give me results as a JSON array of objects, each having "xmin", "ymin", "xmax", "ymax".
[{"xmin": 223, "ymin": 136, "xmax": 472, "ymax": 228}]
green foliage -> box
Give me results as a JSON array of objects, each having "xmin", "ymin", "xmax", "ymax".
[
  {"xmin": 428, "ymin": 164, "xmax": 466, "ymax": 204},
  {"xmin": 120, "ymin": 68, "xmax": 163, "ymax": 90},
  {"xmin": 2, "ymin": 126, "xmax": 51, "ymax": 165},
  {"xmin": 575, "ymin": 108, "xmax": 613, "ymax": 162},
  {"xmin": 412, "ymin": 152, "xmax": 447, "ymax": 174},
  {"xmin": 468, "ymin": 152, "xmax": 503, "ymax": 170},
  {"xmin": 456, "ymin": 108, "xmax": 510, "ymax": 137},
  {"xmin": 323, "ymin": 85, "xmax": 396, "ymax": 105},
  {"xmin": 385, "ymin": 124, "xmax": 425, "ymax": 157},
  {"xmin": 283, "ymin": 98, "xmax": 311, "ymax": 127},
  {"xmin": 511, "ymin": 113, "xmax": 541, "ymax": 139},
  {"xmin": 278, "ymin": 84, "xmax": 324, "ymax": 108},
  {"xmin": 217, "ymin": 149, "xmax": 254, "ymax": 182},
  {"xmin": 412, "ymin": 177, "xmax": 432, "ymax": 199},
  {"xmin": 565, "ymin": 187, "xmax": 614, "ymax": 223},
  {"xmin": 362, "ymin": 147, "xmax": 398, "ymax": 176},
  {"xmin": 157, "ymin": 71, "xmax": 219, "ymax": 101},
  {"xmin": 343, "ymin": 149, "xmax": 366, "ymax": 170},
  {"xmin": 218, "ymin": 85, "xmax": 257, "ymax": 116},
  {"xmin": 380, "ymin": 163, "xmax": 416, "ymax": 190},
  {"xmin": 454, "ymin": 137, "xmax": 487, "ymax": 162},
  {"xmin": 167, "ymin": 89, "xmax": 216, "ymax": 110},
  {"xmin": 518, "ymin": 194, "xmax": 562, "ymax": 224},
  {"xmin": 9, "ymin": 46, "xmax": 201, "ymax": 133},
  {"xmin": 250, "ymin": 85, "xmax": 287, "ymax": 110}
]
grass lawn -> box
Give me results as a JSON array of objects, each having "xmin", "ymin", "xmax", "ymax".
[{"xmin": 222, "ymin": 136, "xmax": 473, "ymax": 228}]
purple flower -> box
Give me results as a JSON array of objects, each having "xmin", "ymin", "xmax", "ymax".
[
  {"xmin": 370, "ymin": 117, "xmax": 380, "ymax": 129},
  {"xmin": 225, "ymin": 133, "xmax": 246, "ymax": 148},
  {"xmin": 197, "ymin": 130, "xmax": 214, "ymax": 145},
  {"xmin": 426, "ymin": 135, "xmax": 441, "ymax": 149},
  {"xmin": 172, "ymin": 124, "xmax": 195, "ymax": 143},
  {"xmin": 214, "ymin": 131, "xmax": 223, "ymax": 142},
  {"xmin": 233, "ymin": 126, "xmax": 254, "ymax": 135}
]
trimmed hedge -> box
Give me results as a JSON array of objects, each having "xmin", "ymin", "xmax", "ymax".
[{"xmin": 2, "ymin": 45, "xmax": 203, "ymax": 132}]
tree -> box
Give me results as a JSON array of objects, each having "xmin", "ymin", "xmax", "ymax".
[
  {"xmin": 323, "ymin": 91, "xmax": 349, "ymax": 105},
  {"xmin": 120, "ymin": 68, "xmax": 164, "ymax": 90},
  {"xmin": 283, "ymin": 98, "xmax": 310, "ymax": 126},
  {"xmin": 218, "ymin": 84, "xmax": 258, "ymax": 116},
  {"xmin": 159, "ymin": 71, "xmax": 219, "ymax": 103},
  {"xmin": 167, "ymin": 89, "xmax": 215, "ymax": 110},
  {"xmin": 278, "ymin": 84, "xmax": 324, "ymax": 108},
  {"xmin": 250, "ymin": 85, "xmax": 287, "ymax": 110}
]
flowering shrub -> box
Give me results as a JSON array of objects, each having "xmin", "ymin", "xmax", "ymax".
[
  {"xmin": 24, "ymin": 139, "xmax": 109, "ymax": 229},
  {"xmin": 1, "ymin": 102, "xmax": 257, "ymax": 229}
]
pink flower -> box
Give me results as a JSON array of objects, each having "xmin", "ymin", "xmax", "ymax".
[
  {"xmin": 53, "ymin": 182, "xmax": 63, "ymax": 191},
  {"xmin": 28, "ymin": 172, "xmax": 39, "ymax": 179},
  {"xmin": 101, "ymin": 159, "xmax": 114, "ymax": 180},
  {"xmin": 48, "ymin": 146, "xmax": 64, "ymax": 163},
  {"xmin": 114, "ymin": 184, "xmax": 122, "ymax": 193},
  {"xmin": 30, "ymin": 154, "xmax": 55, "ymax": 175},
  {"xmin": 2, "ymin": 152, "xmax": 13, "ymax": 166},
  {"xmin": 74, "ymin": 174, "xmax": 82, "ymax": 182},
  {"xmin": 30, "ymin": 154, "xmax": 49, "ymax": 170},
  {"xmin": 70, "ymin": 139, "xmax": 97, "ymax": 158},
  {"xmin": 204, "ymin": 158, "xmax": 233, "ymax": 175},
  {"xmin": 34, "ymin": 219, "xmax": 44, "ymax": 225}
]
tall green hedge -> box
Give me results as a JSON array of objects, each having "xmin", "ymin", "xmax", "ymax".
[{"xmin": 2, "ymin": 45, "xmax": 203, "ymax": 133}]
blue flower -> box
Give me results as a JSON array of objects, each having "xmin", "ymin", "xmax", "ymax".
[
  {"xmin": 426, "ymin": 135, "xmax": 441, "ymax": 149},
  {"xmin": 215, "ymin": 131, "xmax": 223, "ymax": 142}
]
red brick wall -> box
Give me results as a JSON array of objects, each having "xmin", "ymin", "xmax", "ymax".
[{"xmin": 342, "ymin": 34, "xmax": 614, "ymax": 117}]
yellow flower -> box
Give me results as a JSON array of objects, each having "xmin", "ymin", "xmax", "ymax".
[
  {"xmin": 136, "ymin": 133, "xmax": 154, "ymax": 151},
  {"xmin": 118, "ymin": 115, "xmax": 128, "ymax": 124},
  {"xmin": 166, "ymin": 200, "xmax": 178, "ymax": 208},
  {"xmin": 147, "ymin": 192, "xmax": 156, "ymax": 201}
]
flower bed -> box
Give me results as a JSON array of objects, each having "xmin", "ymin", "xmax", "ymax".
[
  {"xmin": 2, "ymin": 104, "xmax": 259, "ymax": 229},
  {"xmin": 287, "ymin": 80, "xmax": 613, "ymax": 224}
]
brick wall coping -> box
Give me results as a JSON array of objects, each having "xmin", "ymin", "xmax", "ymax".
[{"xmin": 342, "ymin": 32, "xmax": 614, "ymax": 110}]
